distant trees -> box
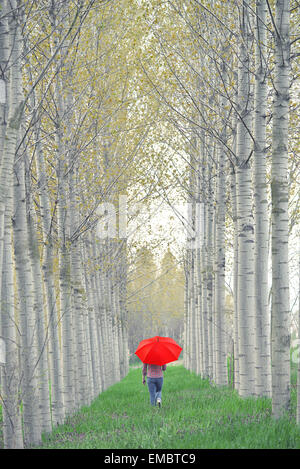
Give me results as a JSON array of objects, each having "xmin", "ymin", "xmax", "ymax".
[{"xmin": 127, "ymin": 247, "xmax": 184, "ymax": 358}]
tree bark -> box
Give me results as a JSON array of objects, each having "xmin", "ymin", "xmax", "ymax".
[
  {"xmin": 271, "ymin": 0, "xmax": 291, "ymax": 418},
  {"xmin": 253, "ymin": 0, "xmax": 271, "ymax": 398},
  {"xmin": 236, "ymin": 0, "xmax": 256, "ymax": 397}
]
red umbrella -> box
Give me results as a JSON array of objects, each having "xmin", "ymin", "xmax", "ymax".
[{"xmin": 135, "ymin": 336, "xmax": 182, "ymax": 366}]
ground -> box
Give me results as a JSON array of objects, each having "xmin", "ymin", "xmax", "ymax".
[{"xmin": 25, "ymin": 365, "xmax": 300, "ymax": 449}]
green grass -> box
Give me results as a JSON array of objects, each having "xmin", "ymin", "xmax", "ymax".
[{"xmin": 30, "ymin": 365, "xmax": 300, "ymax": 449}]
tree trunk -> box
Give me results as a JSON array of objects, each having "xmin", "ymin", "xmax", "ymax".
[
  {"xmin": 0, "ymin": 127, "xmax": 23, "ymax": 450},
  {"xmin": 253, "ymin": 0, "xmax": 271, "ymax": 398},
  {"xmin": 206, "ymin": 145, "xmax": 214, "ymax": 382},
  {"xmin": 236, "ymin": 0, "xmax": 255, "ymax": 397},
  {"xmin": 271, "ymin": 0, "xmax": 291, "ymax": 418},
  {"xmin": 14, "ymin": 147, "xmax": 41, "ymax": 446},
  {"xmin": 34, "ymin": 109, "xmax": 64, "ymax": 427},
  {"xmin": 25, "ymin": 156, "xmax": 52, "ymax": 434},
  {"xmin": 297, "ymin": 242, "xmax": 300, "ymax": 425},
  {"xmin": 230, "ymin": 165, "xmax": 240, "ymax": 392},
  {"xmin": 215, "ymin": 64, "xmax": 228, "ymax": 386}
]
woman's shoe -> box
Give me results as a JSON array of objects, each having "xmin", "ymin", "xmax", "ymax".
[{"xmin": 157, "ymin": 398, "xmax": 161, "ymax": 408}]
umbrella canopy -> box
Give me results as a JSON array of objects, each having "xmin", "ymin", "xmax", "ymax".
[{"xmin": 135, "ymin": 336, "xmax": 182, "ymax": 366}]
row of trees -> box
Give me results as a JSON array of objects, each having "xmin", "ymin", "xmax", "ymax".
[
  {"xmin": 0, "ymin": 0, "xmax": 194, "ymax": 448},
  {"xmin": 0, "ymin": 0, "xmax": 298, "ymax": 449},
  {"xmin": 0, "ymin": 0, "xmax": 188, "ymax": 449},
  {"xmin": 0, "ymin": 0, "xmax": 133, "ymax": 449},
  {"xmin": 168, "ymin": 0, "xmax": 299, "ymax": 421}
]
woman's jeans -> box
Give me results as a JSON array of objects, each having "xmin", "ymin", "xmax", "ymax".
[{"xmin": 147, "ymin": 377, "xmax": 163, "ymax": 406}]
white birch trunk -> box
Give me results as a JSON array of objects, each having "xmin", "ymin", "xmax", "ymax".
[
  {"xmin": 105, "ymin": 264, "xmax": 117, "ymax": 383},
  {"xmin": 201, "ymin": 162, "xmax": 209, "ymax": 379},
  {"xmin": 84, "ymin": 235, "xmax": 100, "ymax": 398},
  {"xmin": 91, "ymin": 237, "xmax": 105, "ymax": 391},
  {"xmin": 14, "ymin": 147, "xmax": 41, "ymax": 446},
  {"xmin": 96, "ymin": 247, "xmax": 113, "ymax": 388},
  {"xmin": 271, "ymin": 0, "xmax": 291, "ymax": 418},
  {"xmin": 119, "ymin": 241, "xmax": 129, "ymax": 378},
  {"xmin": 187, "ymin": 163, "xmax": 196, "ymax": 373},
  {"xmin": 83, "ymin": 279, "xmax": 93, "ymax": 406},
  {"xmin": 34, "ymin": 101, "xmax": 64, "ymax": 427},
  {"xmin": 24, "ymin": 154, "xmax": 52, "ymax": 435},
  {"xmin": 201, "ymin": 214, "xmax": 209, "ymax": 378},
  {"xmin": 0, "ymin": 133, "xmax": 23, "ymax": 449},
  {"xmin": 236, "ymin": 0, "xmax": 256, "ymax": 397},
  {"xmin": 58, "ymin": 112, "xmax": 75, "ymax": 416},
  {"xmin": 183, "ymin": 259, "xmax": 189, "ymax": 369},
  {"xmin": 99, "ymin": 262, "xmax": 111, "ymax": 386},
  {"xmin": 112, "ymin": 282, "xmax": 121, "ymax": 383},
  {"xmin": 114, "ymin": 257, "xmax": 123, "ymax": 380},
  {"xmin": 107, "ymin": 245, "xmax": 120, "ymax": 383},
  {"xmin": 187, "ymin": 256, "xmax": 191, "ymax": 372},
  {"xmin": 215, "ymin": 66, "xmax": 228, "ymax": 386},
  {"xmin": 83, "ymin": 243, "xmax": 101, "ymax": 397},
  {"xmin": 215, "ymin": 157, "xmax": 227, "ymax": 385},
  {"xmin": 38, "ymin": 151, "xmax": 64, "ymax": 426},
  {"xmin": 189, "ymin": 247, "xmax": 197, "ymax": 373},
  {"xmin": 71, "ymin": 235, "xmax": 89, "ymax": 407},
  {"xmin": 0, "ymin": 0, "xmax": 9, "ymax": 169},
  {"xmin": 297, "ymin": 243, "xmax": 300, "ymax": 425},
  {"xmin": 212, "ymin": 178, "xmax": 217, "ymax": 384},
  {"xmin": 8, "ymin": 1, "xmax": 41, "ymax": 445},
  {"xmin": 253, "ymin": 0, "xmax": 271, "ymax": 397},
  {"xmin": 0, "ymin": 1, "xmax": 24, "ymax": 449},
  {"xmin": 195, "ymin": 166, "xmax": 203, "ymax": 376},
  {"xmin": 230, "ymin": 165, "xmax": 240, "ymax": 392},
  {"xmin": 206, "ymin": 149, "xmax": 214, "ymax": 382},
  {"xmin": 230, "ymin": 97, "xmax": 239, "ymax": 392}
]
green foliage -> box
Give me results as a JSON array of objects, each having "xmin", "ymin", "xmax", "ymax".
[{"xmin": 30, "ymin": 366, "xmax": 300, "ymax": 449}]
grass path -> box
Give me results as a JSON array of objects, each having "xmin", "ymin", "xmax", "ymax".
[{"xmin": 34, "ymin": 365, "xmax": 300, "ymax": 449}]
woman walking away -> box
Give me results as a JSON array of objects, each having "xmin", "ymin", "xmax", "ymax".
[{"xmin": 142, "ymin": 363, "xmax": 166, "ymax": 407}]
